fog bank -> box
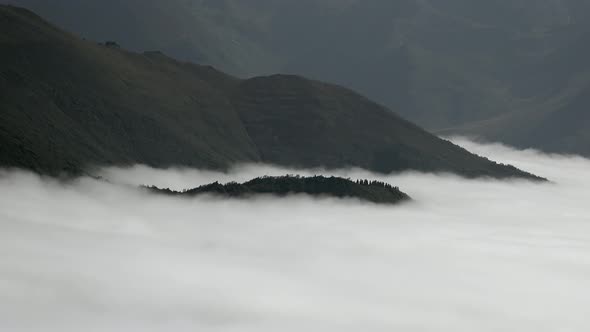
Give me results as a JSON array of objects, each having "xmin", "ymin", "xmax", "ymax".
[{"xmin": 1, "ymin": 139, "xmax": 590, "ymax": 331}]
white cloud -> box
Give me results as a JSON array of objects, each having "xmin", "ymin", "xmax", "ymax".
[{"xmin": 1, "ymin": 139, "xmax": 590, "ymax": 331}]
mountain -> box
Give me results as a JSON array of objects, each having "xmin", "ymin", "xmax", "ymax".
[
  {"xmin": 0, "ymin": 5, "xmax": 542, "ymax": 180},
  {"xmin": 442, "ymin": 78, "xmax": 590, "ymax": 156},
  {"xmin": 440, "ymin": 28, "xmax": 590, "ymax": 156},
  {"xmin": 2, "ymin": 0, "xmax": 283, "ymax": 76},
  {"xmin": 7, "ymin": 0, "xmax": 589, "ymax": 156},
  {"xmin": 0, "ymin": 5, "xmax": 261, "ymax": 173},
  {"xmin": 146, "ymin": 175, "xmax": 412, "ymax": 205}
]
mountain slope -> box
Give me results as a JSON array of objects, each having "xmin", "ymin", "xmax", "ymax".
[
  {"xmin": 7, "ymin": 0, "xmax": 589, "ymax": 157},
  {"xmin": 442, "ymin": 30, "xmax": 590, "ymax": 156},
  {"xmin": 0, "ymin": 5, "xmax": 541, "ymax": 180},
  {"xmin": 231, "ymin": 75, "xmax": 539, "ymax": 177},
  {"xmin": 443, "ymin": 80, "xmax": 590, "ymax": 156},
  {"xmin": 0, "ymin": 5, "xmax": 260, "ymax": 173}
]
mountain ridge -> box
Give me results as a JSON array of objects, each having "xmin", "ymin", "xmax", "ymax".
[
  {"xmin": 0, "ymin": 4, "xmax": 544, "ymax": 181},
  {"xmin": 7, "ymin": 0, "xmax": 589, "ymax": 156}
]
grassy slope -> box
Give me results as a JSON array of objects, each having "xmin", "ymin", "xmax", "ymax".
[
  {"xmin": 5, "ymin": 1, "xmax": 590, "ymax": 156},
  {"xmin": 0, "ymin": 5, "xmax": 260, "ymax": 174},
  {"xmin": 0, "ymin": 5, "xmax": 542, "ymax": 180},
  {"xmin": 232, "ymin": 75, "xmax": 542, "ymax": 178}
]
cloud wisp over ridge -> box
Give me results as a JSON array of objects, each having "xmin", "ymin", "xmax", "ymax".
[{"xmin": 1, "ymin": 139, "xmax": 590, "ymax": 331}]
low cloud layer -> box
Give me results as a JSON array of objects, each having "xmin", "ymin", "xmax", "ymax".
[{"xmin": 1, "ymin": 139, "xmax": 590, "ymax": 331}]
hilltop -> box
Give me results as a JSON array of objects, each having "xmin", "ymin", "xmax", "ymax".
[{"xmin": 146, "ymin": 175, "xmax": 412, "ymax": 205}]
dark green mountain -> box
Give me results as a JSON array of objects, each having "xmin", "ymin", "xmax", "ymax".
[
  {"xmin": 146, "ymin": 175, "xmax": 411, "ymax": 205},
  {"xmin": 8, "ymin": 0, "xmax": 589, "ymax": 156},
  {"xmin": 0, "ymin": 5, "xmax": 542, "ymax": 180}
]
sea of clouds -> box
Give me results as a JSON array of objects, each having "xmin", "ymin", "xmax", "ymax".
[{"xmin": 1, "ymin": 138, "xmax": 590, "ymax": 331}]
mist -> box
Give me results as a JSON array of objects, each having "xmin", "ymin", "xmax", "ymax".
[{"xmin": 1, "ymin": 138, "xmax": 590, "ymax": 331}]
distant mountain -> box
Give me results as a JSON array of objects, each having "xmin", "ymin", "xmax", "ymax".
[
  {"xmin": 7, "ymin": 0, "xmax": 589, "ymax": 156},
  {"xmin": 443, "ymin": 27, "xmax": 590, "ymax": 156},
  {"xmin": 146, "ymin": 175, "xmax": 412, "ymax": 205},
  {"xmin": 441, "ymin": 74, "xmax": 590, "ymax": 156},
  {"xmin": 0, "ymin": 5, "xmax": 542, "ymax": 180}
]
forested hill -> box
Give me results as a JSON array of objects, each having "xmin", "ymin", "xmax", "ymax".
[
  {"xmin": 146, "ymin": 175, "xmax": 412, "ymax": 205},
  {"xmin": 0, "ymin": 5, "xmax": 543, "ymax": 180}
]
